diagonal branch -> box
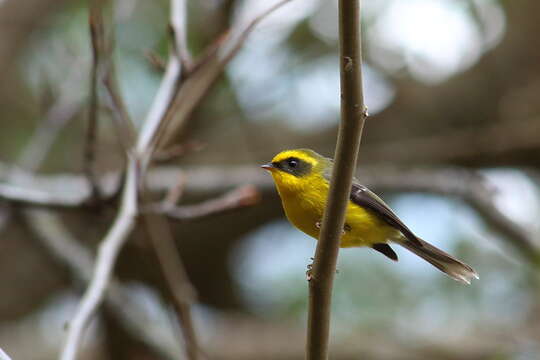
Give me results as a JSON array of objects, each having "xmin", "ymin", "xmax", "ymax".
[
  {"xmin": 60, "ymin": 1, "xmax": 293, "ymax": 358},
  {"xmin": 61, "ymin": 160, "xmax": 138, "ymax": 360},
  {"xmin": 150, "ymin": 185, "xmax": 261, "ymax": 221},
  {"xmin": 142, "ymin": 210, "xmax": 200, "ymax": 360},
  {"xmin": 0, "ymin": 347, "xmax": 11, "ymax": 360},
  {"xmin": 153, "ymin": 0, "xmax": 294, "ymax": 150},
  {"xmin": 0, "ymin": 61, "xmax": 84, "ymax": 231},
  {"xmin": 25, "ymin": 209, "xmax": 182, "ymax": 360}
]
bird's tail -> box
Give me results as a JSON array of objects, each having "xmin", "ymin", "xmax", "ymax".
[{"xmin": 396, "ymin": 237, "xmax": 479, "ymax": 284}]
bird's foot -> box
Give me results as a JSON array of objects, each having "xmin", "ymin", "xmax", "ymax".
[
  {"xmin": 305, "ymin": 257, "xmax": 340, "ymax": 280},
  {"xmin": 315, "ymin": 221, "xmax": 350, "ymax": 234},
  {"xmin": 306, "ymin": 257, "xmax": 314, "ymax": 281}
]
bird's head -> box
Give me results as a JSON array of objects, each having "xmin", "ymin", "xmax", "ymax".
[{"xmin": 261, "ymin": 149, "xmax": 328, "ymax": 193}]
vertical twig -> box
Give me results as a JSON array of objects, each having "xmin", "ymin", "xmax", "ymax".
[
  {"xmin": 136, "ymin": 0, "xmax": 185, "ymax": 168},
  {"xmin": 85, "ymin": 2, "xmax": 104, "ymax": 202},
  {"xmin": 98, "ymin": 0, "xmax": 137, "ymax": 150},
  {"xmin": 306, "ymin": 1, "xmax": 367, "ymax": 359},
  {"xmin": 170, "ymin": 0, "xmax": 192, "ymax": 72},
  {"xmin": 90, "ymin": 0, "xmax": 136, "ymax": 152}
]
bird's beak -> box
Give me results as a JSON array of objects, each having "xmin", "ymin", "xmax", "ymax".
[{"xmin": 261, "ymin": 163, "xmax": 275, "ymax": 171}]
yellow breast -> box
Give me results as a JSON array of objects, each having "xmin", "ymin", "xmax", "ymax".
[{"xmin": 273, "ymin": 174, "xmax": 396, "ymax": 247}]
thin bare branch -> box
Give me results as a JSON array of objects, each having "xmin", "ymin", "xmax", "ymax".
[
  {"xmin": 60, "ymin": 160, "xmax": 138, "ymax": 360},
  {"xmin": 84, "ymin": 0, "xmax": 104, "ymax": 202},
  {"xmin": 307, "ymin": 0, "xmax": 366, "ymax": 358},
  {"xmin": 219, "ymin": 0, "xmax": 293, "ymax": 65},
  {"xmin": 25, "ymin": 208, "xmax": 182, "ymax": 360},
  {"xmin": 0, "ymin": 64, "xmax": 84, "ymax": 231},
  {"xmin": 152, "ymin": 185, "xmax": 261, "ymax": 221},
  {"xmin": 84, "ymin": 85, "xmax": 101, "ymax": 202},
  {"xmin": 99, "ymin": 8, "xmax": 136, "ymax": 151},
  {"xmin": 136, "ymin": 54, "xmax": 181, "ymax": 163},
  {"xmin": 137, "ymin": 0, "xmax": 293, "ymax": 168},
  {"xmin": 145, "ymin": 50, "xmax": 167, "ymax": 72},
  {"xmin": 17, "ymin": 100, "xmax": 82, "ymax": 173},
  {"xmin": 0, "ymin": 182, "xmax": 87, "ymax": 207},
  {"xmin": 0, "ymin": 348, "xmax": 11, "ymax": 360},
  {"xmin": 153, "ymin": 141, "xmax": 205, "ymax": 163},
  {"xmin": 162, "ymin": 173, "xmax": 186, "ymax": 206},
  {"xmin": 103, "ymin": 75, "xmax": 136, "ymax": 150},
  {"xmin": 0, "ymin": 162, "xmax": 536, "ymax": 258},
  {"xmin": 170, "ymin": 0, "xmax": 192, "ymax": 72},
  {"xmin": 142, "ymin": 210, "xmax": 200, "ymax": 360},
  {"xmin": 61, "ymin": 2, "xmax": 188, "ymax": 356},
  {"xmin": 89, "ymin": 0, "xmax": 136, "ymax": 152},
  {"xmin": 155, "ymin": 0, "xmax": 294, "ymax": 150},
  {"xmin": 136, "ymin": 0, "xmax": 189, "ymax": 164}
]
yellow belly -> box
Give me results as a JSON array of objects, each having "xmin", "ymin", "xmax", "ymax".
[{"xmin": 279, "ymin": 190, "xmax": 398, "ymax": 248}]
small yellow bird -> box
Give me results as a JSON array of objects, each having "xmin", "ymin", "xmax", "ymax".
[{"xmin": 262, "ymin": 149, "xmax": 478, "ymax": 284}]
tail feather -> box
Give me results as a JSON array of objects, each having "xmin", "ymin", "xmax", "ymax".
[{"xmin": 396, "ymin": 237, "xmax": 479, "ymax": 285}]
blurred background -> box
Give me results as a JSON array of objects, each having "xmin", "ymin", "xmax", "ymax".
[{"xmin": 1, "ymin": 0, "xmax": 540, "ymax": 359}]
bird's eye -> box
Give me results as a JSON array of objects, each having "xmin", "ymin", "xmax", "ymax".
[{"xmin": 287, "ymin": 158, "xmax": 298, "ymax": 168}]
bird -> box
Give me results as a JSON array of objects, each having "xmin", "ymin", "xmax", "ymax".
[{"xmin": 262, "ymin": 148, "xmax": 478, "ymax": 284}]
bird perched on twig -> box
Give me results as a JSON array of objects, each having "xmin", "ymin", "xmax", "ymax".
[{"xmin": 262, "ymin": 148, "xmax": 478, "ymax": 284}]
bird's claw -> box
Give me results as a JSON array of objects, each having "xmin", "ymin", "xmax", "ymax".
[
  {"xmin": 306, "ymin": 258, "xmax": 314, "ymax": 281},
  {"xmin": 316, "ymin": 221, "xmax": 350, "ymax": 234},
  {"xmin": 306, "ymin": 257, "xmax": 339, "ymax": 280}
]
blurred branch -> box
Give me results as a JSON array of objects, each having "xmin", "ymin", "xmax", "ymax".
[
  {"xmin": 142, "ymin": 211, "xmax": 200, "ymax": 360},
  {"xmin": 25, "ymin": 209, "xmax": 182, "ymax": 360},
  {"xmin": 361, "ymin": 116, "xmax": 540, "ymax": 166},
  {"xmin": 0, "ymin": 347, "xmax": 11, "ymax": 360},
  {"xmin": 136, "ymin": 0, "xmax": 186, "ymax": 168},
  {"xmin": 103, "ymin": 76, "xmax": 136, "ymax": 151},
  {"xmin": 170, "ymin": 0, "xmax": 192, "ymax": 72},
  {"xmin": 59, "ymin": 15, "xmax": 298, "ymax": 352},
  {"xmin": 16, "ymin": 86, "xmax": 83, "ymax": 172},
  {"xmin": 148, "ymin": 185, "xmax": 261, "ymax": 221},
  {"xmin": 0, "ymin": 62, "xmax": 84, "ymax": 231},
  {"xmin": 85, "ymin": 82, "xmax": 101, "ymax": 199},
  {"xmin": 0, "ymin": 163, "xmax": 537, "ymax": 258},
  {"xmin": 155, "ymin": 0, "xmax": 293, "ymax": 150},
  {"xmin": 307, "ymin": 0, "xmax": 366, "ymax": 358},
  {"xmin": 0, "ymin": 183, "xmax": 89, "ymax": 207},
  {"xmin": 206, "ymin": 314, "xmax": 514, "ymax": 360},
  {"xmin": 370, "ymin": 167, "xmax": 540, "ymax": 263},
  {"xmin": 91, "ymin": 0, "xmax": 136, "ymax": 151},
  {"xmin": 84, "ymin": 0, "xmax": 107, "ymax": 202},
  {"xmin": 61, "ymin": 160, "xmax": 138, "ymax": 360},
  {"xmin": 60, "ymin": 0, "xmax": 155, "ymax": 355}
]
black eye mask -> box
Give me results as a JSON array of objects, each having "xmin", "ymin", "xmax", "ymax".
[{"xmin": 272, "ymin": 157, "xmax": 312, "ymax": 177}]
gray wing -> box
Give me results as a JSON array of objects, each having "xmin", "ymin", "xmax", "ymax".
[{"xmin": 350, "ymin": 182, "xmax": 422, "ymax": 246}]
